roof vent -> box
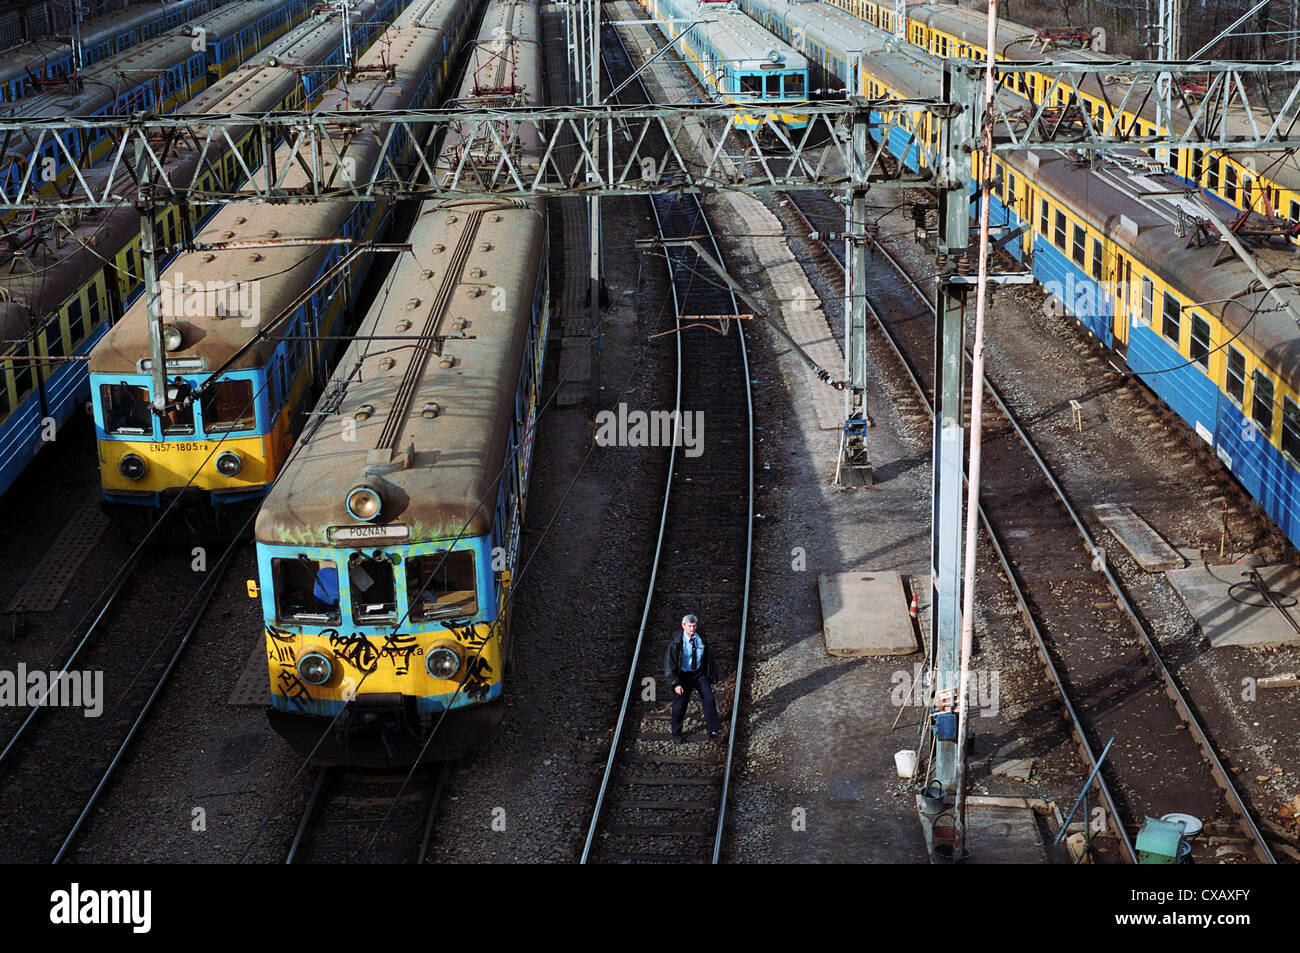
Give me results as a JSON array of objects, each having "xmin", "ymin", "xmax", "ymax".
[{"xmin": 422, "ymin": 401, "xmax": 440, "ymax": 418}]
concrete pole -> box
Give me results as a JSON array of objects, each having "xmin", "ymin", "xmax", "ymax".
[{"xmin": 931, "ymin": 64, "xmax": 976, "ymax": 793}]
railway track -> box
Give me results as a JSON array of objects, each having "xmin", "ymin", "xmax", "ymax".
[
  {"xmin": 781, "ymin": 187, "xmax": 1274, "ymax": 864},
  {"xmin": 579, "ymin": 20, "xmax": 754, "ymax": 865},
  {"xmin": 286, "ymin": 763, "xmax": 450, "ymax": 864},
  {"xmin": 0, "ymin": 529, "xmax": 244, "ymax": 863}
]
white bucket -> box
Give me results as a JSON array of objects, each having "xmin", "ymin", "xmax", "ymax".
[{"xmin": 894, "ymin": 749, "xmax": 917, "ymax": 778}]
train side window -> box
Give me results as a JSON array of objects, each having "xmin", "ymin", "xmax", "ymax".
[
  {"xmin": 1253, "ymin": 371, "xmax": 1274, "ymax": 435},
  {"xmin": 100, "ymin": 383, "xmax": 152, "ymax": 435},
  {"xmin": 1140, "ymin": 276, "xmax": 1154, "ymax": 327},
  {"xmin": 1224, "ymin": 164, "xmax": 1238, "ymax": 205},
  {"xmin": 785, "ymin": 73, "xmax": 804, "ymax": 97},
  {"xmin": 1284, "ymin": 398, "xmax": 1300, "ymax": 462},
  {"xmin": 273, "ymin": 556, "xmax": 340, "ymax": 624},
  {"xmin": 1091, "ymin": 237, "xmax": 1103, "ymax": 282},
  {"xmin": 1289, "ymin": 199, "xmax": 1299, "ymax": 223},
  {"xmin": 201, "ymin": 379, "xmax": 256, "ymax": 433},
  {"xmin": 1071, "ymin": 223, "xmax": 1086, "ymax": 267},
  {"xmin": 740, "ymin": 74, "xmax": 761, "ymax": 95},
  {"xmin": 68, "ymin": 296, "xmax": 86, "ymax": 346},
  {"xmin": 765, "ymin": 74, "xmax": 779, "ymax": 98},
  {"xmin": 1161, "ymin": 292, "xmax": 1181, "ymax": 345},
  {"xmin": 349, "ymin": 554, "xmax": 396, "ymax": 624},
  {"xmin": 1206, "ymin": 160, "xmax": 1219, "ymax": 192},
  {"xmin": 1190, "ymin": 314, "xmax": 1211, "ymax": 368},
  {"xmin": 1226, "ymin": 347, "xmax": 1246, "ymax": 405},
  {"xmin": 405, "ymin": 551, "xmax": 478, "ymax": 622}
]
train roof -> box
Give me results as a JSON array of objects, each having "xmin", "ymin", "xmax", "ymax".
[
  {"xmin": 860, "ymin": 38, "xmax": 1300, "ymax": 391},
  {"xmin": 669, "ymin": 0, "xmax": 809, "ymax": 71},
  {"xmin": 89, "ymin": 0, "xmax": 466, "ymax": 376},
  {"xmin": 0, "ymin": 0, "xmax": 289, "ymax": 122},
  {"xmin": 0, "ymin": 3, "xmax": 371, "ymax": 323},
  {"xmin": 0, "ymin": 0, "xmax": 218, "ymax": 86},
  {"xmin": 257, "ymin": 0, "xmax": 546, "ymax": 548},
  {"xmin": 1027, "ymin": 148, "xmax": 1300, "ymax": 391}
]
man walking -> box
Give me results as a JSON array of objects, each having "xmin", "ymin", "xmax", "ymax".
[{"xmin": 664, "ymin": 614, "xmax": 723, "ymax": 740}]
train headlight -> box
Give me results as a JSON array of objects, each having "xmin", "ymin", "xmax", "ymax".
[
  {"xmin": 162, "ymin": 324, "xmax": 183, "ymax": 351},
  {"xmin": 118, "ymin": 454, "xmax": 146, "ymax": 481},
  {"xmin": 298, "ymin": 652, "xmax": 333, "ymax": 686},
  {"xmin": 426, "ymin": 647, "xmax": 461, "ymax": 680},
  {"xmin": 216, "ymin": 451, "xmax": 242, "ymax": 476},
  {"xmin": 345, "ymin": 482, "xmax": 383, "ymax": 521}
]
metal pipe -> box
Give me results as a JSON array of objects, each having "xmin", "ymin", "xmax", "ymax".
[{"xmin": 953, "ymin": 0, "xmax": 1000, "ymax": 859}]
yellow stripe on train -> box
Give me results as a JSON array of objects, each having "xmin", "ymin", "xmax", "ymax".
[{"xmin": 97, "ymin": 411, "xmax": 291, "ymax": 493}]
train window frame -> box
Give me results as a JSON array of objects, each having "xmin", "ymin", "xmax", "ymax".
[
  {"xmin": 405, "ymin": 550, "xmax": 478, "ymax": 622},
  {"xmin": 1252, "ymin": 370, "xmax": 1275, "ymax": 437},
  {"xmin": 1071, "ymin": 223, "xmax": 1086, "ymax": 267},
  {"xmin": 1039, "ymin": 198, "xmax": 1049, "ymax": 237},
  {"xmin": 1140, "ymin": 276, "xmax": 1154, "ymax": 328},
  {"xmin": 272, "ymin": 556, "xmax": 341, "ymax": 625},
  {"xmin": 200, "ymin": 379, "xmax": 256, "ymax": 434},
  {"xmin": 1161, "ymin": 292, "xmax": 1181, "ymax": 346},
  {"xmin": 1226, "ymin": 347, "xmax": 1246, "ymax": 406},
  {"xmin": 1290, "ymin": 199, "xmax": 1300, "ymax": 223},
  {"xmin": 348, "ymin": 553, "xmax": 397, "ymax": 625},
  {"xmin": 1091, "ymin": 237, "xmax": 1103, "ymax": 282},
  {"xmin": 100, "ymin": 382, "xmax": 153, "ymax": 436},
  {"xmin": 784, "ymin": 72, "xmax": 804, "ymax": 97},
  {"xmin": 1053, "ymin": 210, "xmax": 1066, "ymax": 251},
  {"xmin": 1284, "ymin": 397, "xmax": 1300, "ymax": 463},
  {"xmin": 1190, "ymin": 314, "xmax": 1211, "ymax": 369}
]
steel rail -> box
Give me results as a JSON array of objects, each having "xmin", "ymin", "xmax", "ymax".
[
  {"xmin": 787, "ymin": 190, "xmax": 1272, "ymax": 862},
  {"xmin": 580, "ymin": 17, "xmax": 753, "ymax": 865},
  {"xmin": 782, "ymin": 195, "xmax": 1135, "ymax": 861},
  {"xmin": 285, "ymin": 768, "xmax": 331, "ymax": 864},
  {"xmin": 0, "ymin": 552, "xmax": 141, "ymax": 770},
  {"xmin": 867, "ymin": 230, "xmax": 1274, "ymax": 864},
  {"xmin": 52, "ymin": 524, "xmax": 248, "ymax": 863}
]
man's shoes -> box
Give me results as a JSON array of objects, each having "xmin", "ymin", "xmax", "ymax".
[
  {"xmin": 708, "ymin": 731, "xmax": 722, "ymax": 740},
  {"xmin": 672, "ymin": 733, "xmax": 684, "ymax": 742}
]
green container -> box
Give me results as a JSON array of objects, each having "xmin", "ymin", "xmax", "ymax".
[{"xmin": 1136, "ymin": 817, "xmax": 1185, "ymax": 864}]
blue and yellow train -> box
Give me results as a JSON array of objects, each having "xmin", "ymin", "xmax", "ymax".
[
  {"xmin": 253, "ymin": 0, "xmax": 548, "ymax": 765},
  {"xmin": 87, "ymin": 0, "xmax": 479, "ymax": 538},
  {"xmin": 0, "ymin": 1, "xmax": 391, "ymax": 503},
  {"xmin": 639, "ymin": 0, "xmax": 810, "ymax": 133},
  {"xmin": 0, "ymin": 0, "xmax": 313, "ymax": 208},
  {"xmin": 847, "ymin": 16, "xmax": 1300, "ymax": 552},
  {"xmin": 0, "ymin": 0, "xmax": 229, "ymax": 102}
]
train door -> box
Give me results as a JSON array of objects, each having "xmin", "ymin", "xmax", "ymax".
[{"xmin": 1112, "ymin": 251, "xmax": 1131, "ymax": 355}]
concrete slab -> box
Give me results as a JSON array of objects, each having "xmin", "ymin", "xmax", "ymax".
[
  {"xmin": 1093, "ymin": 503, "xmax": 1185, "ymax": 572},
  {"xmin": 992, "ymin": 758, "xmax": 1034, "ymax": 781},
  {"xmin": 819, "ymin": 571, "xmax": 919, "ymax": 657},
  {"xmin": 917, "ymin": 794, "xmax": 1055, "ymax": 863},
  {"xmin": 1165, "ymin": 561, "xmax": 1300, "ymax": 648}
]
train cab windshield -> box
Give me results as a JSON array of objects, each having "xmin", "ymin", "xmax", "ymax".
[
  {"xmin": 201, "ymin": 379, "xmax": 256, "ymax": 432},
  {"xmin": 350, "ymin": 554, "xmax": 397, "ymax": 624},
  {"xmin": 100, "ymin": 383, "xmax": 152, "ymax": 435},
  {"xmin": 273, "ymin": 556, "xmax": 340, "ymax": 624},
  {"xmin": 406, "ymin": 551, "xmax": 477, "ymax": 622}
]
